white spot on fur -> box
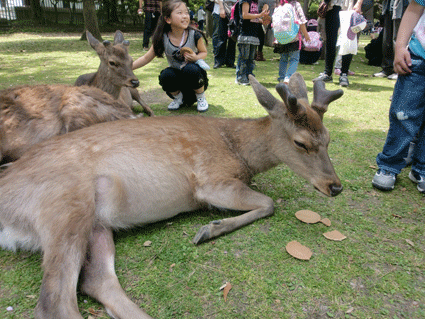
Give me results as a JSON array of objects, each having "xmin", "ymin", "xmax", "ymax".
[
  {"xmin": 396, "ymin": 111, "xmax": 408, "ymax": 120},
  {"xmin": 0, "ymin": 226, "xmax": 41, "ymax": 252}
]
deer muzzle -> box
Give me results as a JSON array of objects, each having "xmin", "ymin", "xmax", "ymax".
[{"xmin": 130, "ymin": 80, "xmax": 140, "ymax": 88}]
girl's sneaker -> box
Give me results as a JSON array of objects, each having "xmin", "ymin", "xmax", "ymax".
[
  {"xmin": 196, "ymin": 92, "xmax": 208, "ymax": 112},
  {"xmin": 168, "ymin": 93, "xmax": 183, "ymax": 111},
  {"xmin": 372, "ymin": 169, "xmax": 396, "ymax": 191},
  {"xmin": 409, "ymin": 170, "xmax": 425, "ymax": 194}
]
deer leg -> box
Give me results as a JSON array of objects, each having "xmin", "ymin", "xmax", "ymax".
[
  {"xmin": 80, "ymin": 224, "xmax": 153, "ymax": 319},
  {"xmin": 35, "ymin": 237, "xmax": 89, "ymax": 318},
  {"xmin": 129, "ymin": 87, "xmax": 155, "ymax": 117},
  {"xmin": 193, "ymin": 180, "xmax": 275, "ymax": 244}
]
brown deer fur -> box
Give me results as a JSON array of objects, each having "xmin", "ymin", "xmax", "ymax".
[
  {"xmin": 0, "ymin": 74, "xmax": 343, "ymax": 319},
  {"xmin": 75, "ymin": 31, "xmax": 154, "ymax": 117},
  {"xmin": 0, "ymin": 84, "xmax": 136, "ymax": 164}
]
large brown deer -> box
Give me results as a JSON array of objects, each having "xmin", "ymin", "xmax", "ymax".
[
  {"xmin": 75, "ymin": 30, "xmax": 155, "ymax": 117},
  {"xmin": 0, "ymin": 74, "xmax": 343, "ymax": 319},
  {"xmin": 0, "ymin": 84, "xmax": 136, "ymax": 164}
]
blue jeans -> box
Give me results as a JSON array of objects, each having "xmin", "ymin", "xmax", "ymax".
[
  {"xmin": 236, "ymin": 43, "xmax": 257, "ymax": 83},
  {"xmin": 278, "ymin": 50, "xmax": 300, "ymax": 82},
  {"xmin": 376, "ymin": 51, "xmax": 425, "ymax": 177}
]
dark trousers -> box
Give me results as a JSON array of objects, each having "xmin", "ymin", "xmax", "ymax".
[
  {"xmin": 143, "ymin": 12, "xmax": 160, "ymax": 48},
  {"xmin": 380, "ymin": 11, "xmax": 403, "ymax": 75},
  {"xmin": 212, "ymin": 13, "xmax": 236, "ymax": 66},
  {"xmin": 324, "ymin": 6, "xmax": 352, "ymax": 75},
  {"xmin": 159, "ymin": 64, "xmax": 209, "ymax": 105}
]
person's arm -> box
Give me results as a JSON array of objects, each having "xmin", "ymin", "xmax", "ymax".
[
  {"xmin": 241, "ymin": 2, "xmax": 269, "ymax": 20},
  {"xmin": 137, "ymin": 0, "xmax": 143, "ymax": 15},
  {"xmin": 300, "ymin": 24, "xmax": 310, "ymax": 42},
  {"xmin": 218, "ymin": 0, "xmax": 226, "ymax": 18},
  {"xmin": 394, "ymin": 1, "xmax": 425, "ymax": 74},
  {"xmin": 132, "ymin": 46, "xmax": 156, "ymax": 70},
  {"xmin": 352, "ymin": 0, "xmax": 364, "ymax": 13},
  {"xmin": 184, "ymin": 37, "xmax": 208, "ymax": 62}
]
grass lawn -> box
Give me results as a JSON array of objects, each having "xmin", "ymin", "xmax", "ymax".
[{"xmin": 0, "ymin": 32, "xmax": 424, "ymax": 319}]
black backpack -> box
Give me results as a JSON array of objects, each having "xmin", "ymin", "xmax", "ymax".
[{"xmin": 227, "ymin": 1, "xmax": 242, "ymax": 42}]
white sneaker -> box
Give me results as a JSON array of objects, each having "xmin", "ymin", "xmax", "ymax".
[
  {"xmin": 197, "ymin": 96, "xmax": 209, "ymax": 112},
  {"xmin": 168, "ymin": 93, "xmax": 183, "ymax": 110}
]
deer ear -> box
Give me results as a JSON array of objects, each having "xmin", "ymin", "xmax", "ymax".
[
  {"xmin": 276, "ymin": 82, "xmax": 306, "ymax": 120},
  {"xmin": 114, "ymin": 30, "xmax": 125, "ymax": 45},
  {"xmin": 249, "ymin": 75, "xmax": 284, "ymax": 118},
  {"xmin": 311, "ymin": 80, "xmax": 344, "ymax": 119},
  {"xmin": 287, "ymin": 72, "xmax": 308, "ymax": 101},
  {"xmin": 87, "ymin": 31, "xmax": 105, "ymax": 53}
]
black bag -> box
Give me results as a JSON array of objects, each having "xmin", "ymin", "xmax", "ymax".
[
  {"xmin": 205, "ymin": 0, "xmax": 214, "ymax": 12},
  {"xmin": 228, "ymin": 1, "xmax": 242, "ymax": 42},
  {"xmin": 317, "ymin": 1, "xmax": 328, "ymax": 19}
]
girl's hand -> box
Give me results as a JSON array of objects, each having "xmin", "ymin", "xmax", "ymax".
[
  {"xmin": 394, "ymin": 46, "xmax": 412, "ymax": 75},
  {"xmin": 184, "ymin": 51, "xmax": 198, "ymax": 62},
  {"xmin": 260, "ymin": 8, "xmax": 269, "ymax": 18}
]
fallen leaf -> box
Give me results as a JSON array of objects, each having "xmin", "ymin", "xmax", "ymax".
[
  {"xmin": 346, "ymin": 307, "xmax": 354, "ymax": 314},
  {"xmin": 88, "ymin": 308, "xmax": 97, "ymax": 315},
  {"xmin": 295, "ymin": 210, "xmax": 321, "ymax": 224},
  {"xmin": 392, "ymin": 214, "xmax": 402, "ymax": 219},
  {"xmin": 169, "ymin": 263, "xmax": 176, "ymax": 272},
  {"xmin": 143, "ymin": 240, "xmax": 152, "ymax": 247},
  {"xmin": 369, "ymin": 165, "xmax": 377, "ymax": 169},
  {"xmin": 286, "ymin": 240, "xmax": 312, "ymax": 260},
  {"xmin": 320, "ymin": 218, "xmax": 331, "ymax": 227},
  {"xmin": 323, "ymin": 230, "xmax": 347, "ymax": 241},
  {"xmin": 405, "ymin": 239, "xmax": 415, "ymax": 247},
  {"xmin": 219, "ymin": 282, "xmax": 232, "ymax": 302}
]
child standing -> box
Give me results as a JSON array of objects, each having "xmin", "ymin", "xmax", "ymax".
[
  {"xmin": 372, "ymin": 0, "xmax": 425, "ymax": 193},
  {"xmin": 236, "ymin": 0, "xmax": 269, "ymax": 85},
  {"xmin": 133, "ymin": 0, "xmax": 209, "ymax": 112},
  {"xmin": 274, "ymin": 0, "xmax": 310, "ymax": 84}
]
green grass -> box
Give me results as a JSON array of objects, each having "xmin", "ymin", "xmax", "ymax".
[{"xmin": 0, "ymin": 32, "xmax": 424, "ymax": 319}]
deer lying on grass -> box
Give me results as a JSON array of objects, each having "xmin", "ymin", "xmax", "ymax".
[
  {"xmin": 75, "ymin": 30, "xmax": 154, "ymax": 117},
  {"xmin": 0, "ymin": 73, "xmax": 343, "ymax": 319},
  {"xmin": 0, "ymin": 84, "xmax": 136, "ymax": 164}
]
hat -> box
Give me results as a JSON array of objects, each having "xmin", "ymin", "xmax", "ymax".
[{"xmin": 347, "ymin": 12, "xmax": 367, "ymax": 40}]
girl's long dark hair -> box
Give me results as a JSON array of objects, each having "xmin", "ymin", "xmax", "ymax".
[{"xmin": 152, "ymin": 0, "xmax": 208, "ymax": 57}]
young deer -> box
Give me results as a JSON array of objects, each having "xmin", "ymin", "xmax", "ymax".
[
  {"xmin": 0, "ymin": 74, "xmax": 343, "ymax": 319},
  {"xmin": 75, "ymin": 31, "xmax": 155, "ymax": 117},
  {"xmin": 0, "ymin": 84, "xmax": 136, "ymax": 164}
]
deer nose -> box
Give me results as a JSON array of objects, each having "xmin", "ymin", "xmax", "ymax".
[
  {"xmin": 131, "ymin": 80, "xmax": 140, "ymax": 88},
  {"xmin": 329, "ymin": 184, "xmax": 343, "ymax": 197}
]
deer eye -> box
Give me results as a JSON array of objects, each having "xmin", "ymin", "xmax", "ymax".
[
  {"xmin": 294, "ymin": 140, "xmax": 308, "ymax": 152},
  {"xmin": 109, "ymin": 61, "xmax": 117, "ymax": 67}
]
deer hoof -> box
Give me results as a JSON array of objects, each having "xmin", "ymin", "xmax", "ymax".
[{"xmin": 192, "ymin": 224, "xmax": 212, "ymax": 245}]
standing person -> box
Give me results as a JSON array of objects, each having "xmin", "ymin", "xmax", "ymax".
[
  {"xmin": 372, "ymin": 0, "xmax": 425, "ymax": 193},
  {"xmin": 133, "ymin": 0, "xmax": 209, "ymax": 112},
  {"xmin": 212, "ymin": 0, "xmax": 237, "ymax": 69},
  {"xmin": 373, "ymin": 0, "xmax": 409, "ymax": 80},
  {"xmin": 138, "ymin": 0, "xmax": 162, "ymax": 51},
  {"xmin": 236, "ymin": 0, "xmax": 269, "ymax": 85},
  {"xmin": 275, "ymin": 0, "xmax": 310, "ymax": 84},
  {"xmin": 255, "ymin": 0, "xmax": 276, "ymax": 61},
  {"xmin": 312, "ymin": 0, "xmax": 363, "ymax": 87},
  {"xmin": 197, "ymin": 5, "xmax": 206, "ymax": 31}
]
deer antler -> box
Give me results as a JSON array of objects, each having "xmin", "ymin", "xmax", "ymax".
[
  {"xmin": 275, "ymin": 82, "xmax": 306, "ymax": 120},
  {"xmin": 311, "ymin": 81, "xmax": 344, "ymax": 119}
]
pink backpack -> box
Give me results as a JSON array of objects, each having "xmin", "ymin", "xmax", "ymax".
[{"xmin": 302, "ymin": 31, "xmax": 322, "ymax": 51}]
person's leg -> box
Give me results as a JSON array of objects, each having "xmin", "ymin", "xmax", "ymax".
[
  {"xmin": 212, "ymin": 13, "xmax": 221, "ymax": 59},
  {"xmin": 236, "ymin": 43, "xmax": 250, "ymax": 84},
  {"xmin": 324, "ymin": 6, "xmax": 341, "ymax": 75},
  {"xmin": 378, "ymin": 10, "xmax": 394, "ymax": 76},
  {"xmin": 143, "ymin": 12, "xmax": 153, "ymax": 48},
  {"xmin": 181, "ymin": 63, "xmax": 209, "ymax": 111},
  {"xmin": 339, "ymin": 54, "xmax": 353, "ymax": 87},
  {"xmin": 278, "ymin": 52, "xmax": 289, "ymax": 82},
  {"xmin": 256, "ymin": 27, "xmax": 266, "ymax": 61},
  {"xmin": 214, "ymin": 16, "xmax": 228, "ymax": 67},
  {"xmin": 285, "ymin": 50, "xmax": 300, "ymax": 81},
  {"xmin": 376, "ymin": 53, "xmax": 425, "ymax": 176},
  {"xmin": 158, "ymin": 67, "xmax": 184, "ymax": 110},
  {"xmin": 246, "ymin": 44, "xmax": 257, "ymax": 77}
]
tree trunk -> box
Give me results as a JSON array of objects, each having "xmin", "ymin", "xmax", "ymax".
[
  {"xmin": 81, "ymin": 0, "xmax": 102, "ymax": 41},
  {"xmin": 29, "ymin": 0, "xmax": 44, "ymax": 25}
]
